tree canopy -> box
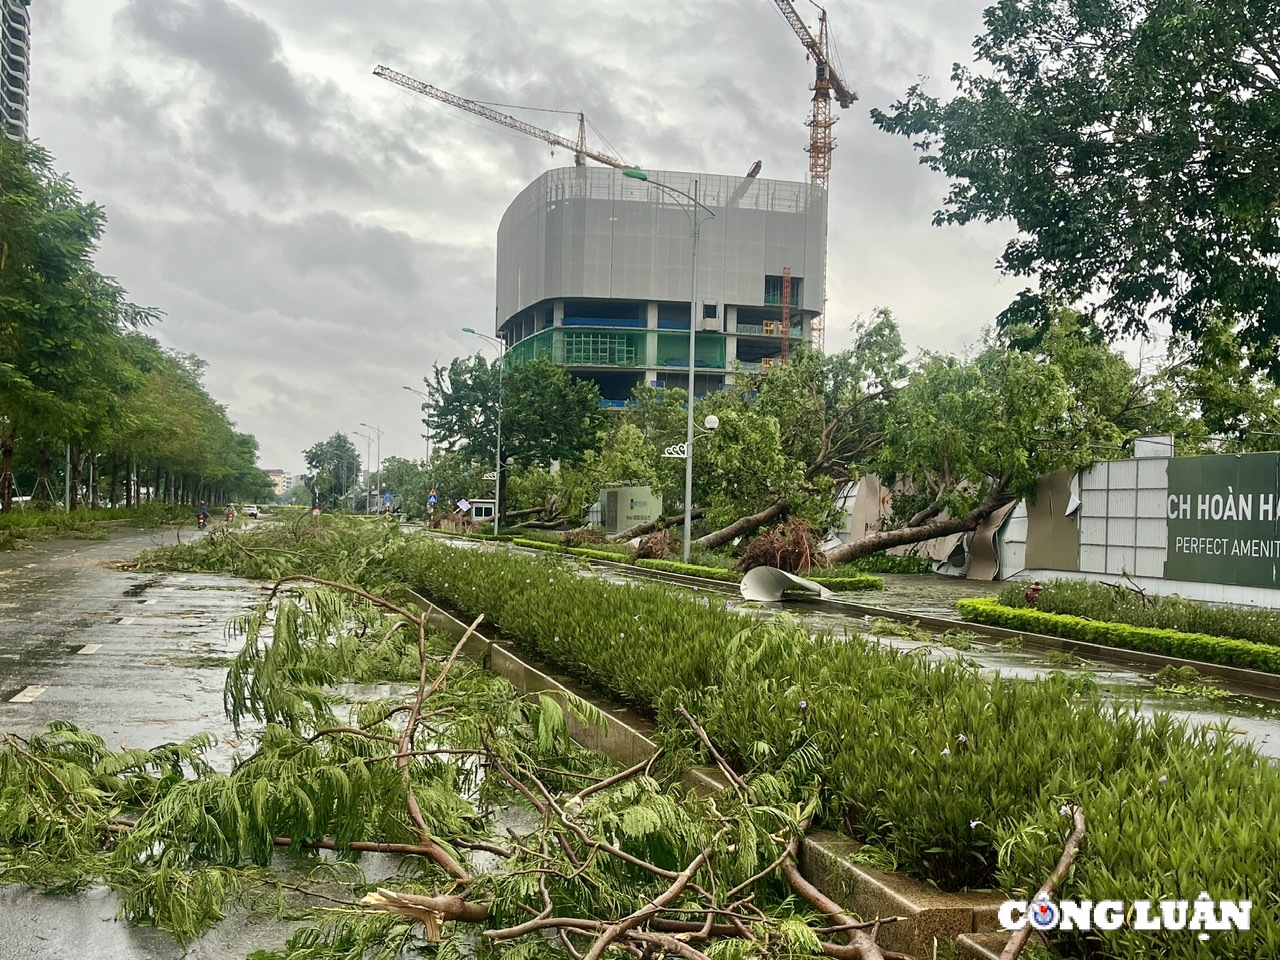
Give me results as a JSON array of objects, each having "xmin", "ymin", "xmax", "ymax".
[
  {"xmin": 422, "ymin": 355, "xmax": 605, "ymax": 469},
  {"xmin": 871, "ymin": 0, "xmax": 1280, "ymax": 364},
  {"xmin": 0, "ymin": 138, "xmax": 270, "ymax": 510}
]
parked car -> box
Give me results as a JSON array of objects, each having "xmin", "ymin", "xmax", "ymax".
[{"xmin": 244, "ymin": 504, "xmax": 260, "ymax": 519}]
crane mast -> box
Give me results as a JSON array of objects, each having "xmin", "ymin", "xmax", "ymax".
[
  {"xmin": 770, "ymin": 1, "xmax": 857, "ymax": 353},
  {"xmin": 373, "ymin": 65, "xmax": 635, "ymax": 171}
]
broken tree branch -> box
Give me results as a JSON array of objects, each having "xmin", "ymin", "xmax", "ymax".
[{"xmin": 999, "ymin": 805, "xmax": 1086, "ymax": 960}]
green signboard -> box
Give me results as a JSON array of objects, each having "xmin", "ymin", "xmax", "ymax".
[{"xmin": 1165, "ymin": 453, "xmax": 1280, "ymax": 588}]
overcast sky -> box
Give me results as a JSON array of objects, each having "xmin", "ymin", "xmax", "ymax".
[{"xmin": 29, "ymin": 0, "xmax": 1014, "ymax": 476}]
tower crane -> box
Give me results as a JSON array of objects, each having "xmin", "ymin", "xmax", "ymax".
[
  {"xmin": 373, "ymin": 65, "xmax": 636, "ymax": 171},
  {"xmin": 771, "ymin": 1, "xmax": 857, "ymax": 187},
  {"xmin": 770, "ymin": 1, "xmax": 858, "ymax": 352}
]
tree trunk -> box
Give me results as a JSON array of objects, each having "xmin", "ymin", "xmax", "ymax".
[
  {"xmin": 609, "ymin": 507, "xmax": 707, "ymax": 543},
  {"xmin": 694, "ymin": 498, "xmax": 789, "ymax": 551},
  {"xmin": 89, "ymin": 453, "xmax": 99, "ymax": 509},
  {"xmin": 0, "ymin": 424, "xmax": 15, "ymax": 514},
  {"xmin": 36, "ymin": 442, "xmax": 53, "ymax": 507},
  {"xmin": 69, "ymin": 448, "xmax": 88, "ymax": 510},
  {"xmin": 822, "ymin": 487, "xmax": 1014, "ymax": 565},
  {"xmin": 152, "ymin": 464, "xmax": 161, "ymax": 504},
  {"xmin": 68, "ymin": 447, "xmax": 79, "ymax": 510},
  {"xmin": 108, "ymin": 457, "xmax": 118, "ymax": 508}
]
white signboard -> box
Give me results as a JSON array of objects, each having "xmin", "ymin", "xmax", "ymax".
[{"xmin": 457, "ymin": 497, "xmax": 472, "ymax": 513}]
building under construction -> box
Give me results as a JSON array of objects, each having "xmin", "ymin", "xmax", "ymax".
[
  {"xmin": 376, "ymin": 1, "xmax": 851, "ymax": 399},
  {"xmin": 496, "ymin": 165, "xmax": 827, "ymax": 405}
]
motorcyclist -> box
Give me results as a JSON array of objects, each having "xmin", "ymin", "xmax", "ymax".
[
  {"xmin": 196, "ymin": 501, "xmax": 209, "ymax": 529},
  {"xmin": 225, "ymin": 503, "xmax": 236, "ymax": 521}
]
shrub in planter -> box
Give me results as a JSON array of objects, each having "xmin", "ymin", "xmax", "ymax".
[
  {"xmin": 633, "ymin": 559, "xmax": 742, "ymax": 582},
  {"xmin": 958, "ymin": 597, "xmax": 1280, "ymax": 674}
]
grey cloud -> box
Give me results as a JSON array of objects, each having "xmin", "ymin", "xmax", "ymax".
[{"xmin": 120, "ymin": 0, "xmax": 313, "ymax": 122}]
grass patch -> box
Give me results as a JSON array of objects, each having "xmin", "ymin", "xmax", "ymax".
[
  {"xmin": 1000, "ymin": 578, "xmax": 1280, "ymax": 648},
  {"xmin": 959, "ymin": 597, "xmax": 1280, "ymax": 674},
  {"xmin": 0, "ymin": 503, "xmax": 189, "ymax": 547}
]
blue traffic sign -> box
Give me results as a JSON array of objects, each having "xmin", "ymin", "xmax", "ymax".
[{"xmin": 428, "ymin": 493, "xmax": 438, "ymax": 504}]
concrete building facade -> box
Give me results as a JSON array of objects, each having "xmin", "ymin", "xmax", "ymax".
[
  {"xmin": 495, "ymin": 166, "xmax": 827, "ymax": 405},
  {"xmin": 2, "ymin": 0, "xmax": 30, "ymax": 140}
]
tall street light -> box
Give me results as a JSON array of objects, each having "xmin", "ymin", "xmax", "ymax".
[
  {"xmin": 463, "ymin": 326, "xmax": 506, "ymax": 535},
  {"xmin": 353, "ymin": 431, "xmax": 374, "ymax": 513},
  {"xmin": 359, "ymin": 422, "xmax": 383, "ymax": 511},
  {"xmin": 623, "ymin": 168, "xmax": 717, "ymax": 563},
  {"xmin": 402, "ymin": 385, "xmax": 433, "ymax": 463}
]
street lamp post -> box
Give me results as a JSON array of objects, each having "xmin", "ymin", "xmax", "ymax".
[
  {"xmin": 353, "ymin": 431, "xmax": 373, "ymax": 512},
  {"xmin": 463, "ymin": 327, "xmax": 506, "ymax": 535},
  {"xmin": 402, "ymin": 385, "xmax": 433, "ymax": 463},
  {"xmin": 359, "ymin": 422, "xmax": 383, "ymax": 511},
  {"xmin": 623, "ymin": 168, "xmax": 717, "ymax": 563}
]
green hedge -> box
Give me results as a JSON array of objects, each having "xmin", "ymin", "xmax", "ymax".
[
  {"xmin": 809, "ymin": 575, "xmax": 884, "ymax": 592},
  {"xmin": 999, "ymin": 578, "xmax": 1280, "ymax": 648},
  {"xmin": 829, "ymin": 554, "xmax": 935, "ymax": 575},
  {"xmin": 632, "ymin": 559, "xmax": 743, "ymax": 582},
  {"xmin": 958, "ymin": 597, "xmax": 1280, "ymax": 674},
  {"xmin": 391, "ymin": 540, "xmax": 1277, "ymax": 958},
  {"xmin": 512, "ymin": 537, "xmax": 560, "ymax": 551}
]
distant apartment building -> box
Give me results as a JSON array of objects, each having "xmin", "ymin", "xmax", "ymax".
[
  {"xmin": 496, "ymin": 166, "xmax": 826, "ymax": 405},
  {"xmin": 1, "ymin": 0, "xmax": 30, "ymax": 140},
  {"xmin": 265, "ymin": 469, "xmax": 294, "ymax": 497}
]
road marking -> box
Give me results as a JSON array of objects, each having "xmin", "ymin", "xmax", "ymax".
[
  {"xmin": 164, "ymin": 586, "xmax": 176, "ymax": 592},
  {"xmin": 77, "ymin": 644, "xmax": 101, "ymax": 655},
  {"xmin": 142, "ymin": 598, "xmax": 158, "ymax": 605},
  {"xmin": 176, "ymin": 576, "xmax": 189, "ymax": 582},
  {"xmin": 9, "ymin": 685, "xmax": 47, "ymax": 703},
  {"xmin": 118, "ymin": 616, "xmax": 136, "ymax": 624}
]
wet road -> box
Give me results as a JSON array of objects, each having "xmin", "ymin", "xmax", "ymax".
[{"xmin": 0, "ymin": 528, "xmax": 289, "ymax": 958}]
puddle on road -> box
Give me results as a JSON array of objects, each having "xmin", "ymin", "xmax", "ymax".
[{"xmin": 121, "ymin": 577, "xmax": 162, "ymax": 598}]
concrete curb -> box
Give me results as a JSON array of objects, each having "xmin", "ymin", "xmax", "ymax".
[{"xmin": 407, "ymin": 589, "xmax": 1011, "ymax": 958}]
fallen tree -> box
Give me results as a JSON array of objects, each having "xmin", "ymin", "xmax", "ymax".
[{"xmin": 609, "ymin": 506, "xmax": 706, "ymax": 542}]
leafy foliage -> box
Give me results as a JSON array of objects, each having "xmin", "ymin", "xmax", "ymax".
[
  {"xmin": 121, "ymin": 518, "xmax": 1280, "ymax": 957},
  {"xmin": 871, "ymin": 0, "xmax": 1280, "ymax": 365},
  {"xmin": 423, "ymin": 355, "xmax": 605, "ymax": 468},
  {"xmin": 302, "ymin": 433, "xmax": 362, "ymax": 510}
]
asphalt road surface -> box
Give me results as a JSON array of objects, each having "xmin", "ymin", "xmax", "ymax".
[{"xmin": 0, "ymin": 527, "xmax": 294, "ymax": 959}]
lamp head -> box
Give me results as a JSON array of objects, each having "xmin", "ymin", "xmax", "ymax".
[
  {"xmin": 622, "ymin": 169, "xmax": 649, "ymax": 181},
  {"xmin": 462, "ymin": 326, "xmax": 477, "ymax": 334},
  {"xmin": 703, "ymin": 414, "xmax": 720, "ymax": 432}
]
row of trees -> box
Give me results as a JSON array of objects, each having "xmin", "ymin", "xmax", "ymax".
[
  {"xmin": 390, "ymin": 309, "xmax": 1280, "ymax": 559},
  {"xmin": 0, "ymin": 138, "xmax": 273, "ymax": 511}
]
